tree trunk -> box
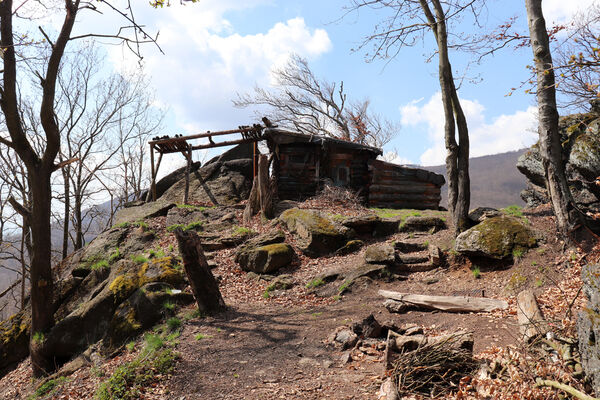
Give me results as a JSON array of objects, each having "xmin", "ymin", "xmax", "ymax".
[
  {"xmin": 426, "ymin": 0, "xmax": 471, "ymax": 235},
  {"xmin": 29, "ymin": 170, "xmax": 56, "ymax": 376},
  {"xmin": 173, "ymin": 229, "xmax": 226, "ymax": 314},
  {"xmin": 61, "ymin": 165, "xmax": 70, "ymax": 260},
  {"xmin": 525, "ymin": 0, "xmax": 582, "ymax": 239},
  {"xmin": 257, "ymin": 154, "xmax": 273, "ymax": 219},
  {"xmin": 74, "ymin": 192, "xmax": 83, "ymax": 251}
]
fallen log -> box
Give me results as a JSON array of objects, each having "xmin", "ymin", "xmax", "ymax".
[
  {"xmin": 379, "ymin": 290, "xmax": 508, "ymax": 313},
  {"xmin": 516, "ymin": 289, "xmax": 549, "ymax": 342}
]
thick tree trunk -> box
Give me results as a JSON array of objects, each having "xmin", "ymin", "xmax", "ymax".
[
  {"xmin": 173, "ymin": 229, "xmax": 226, "ymax": 314},
  {"xmin": 243, "ymin": 154, "xmax": 272, "ymax": 222},
  {"xmin": 450, "ymin": 87, "xmax": 471, "ymax": 233},
  {"xmin": 29, "ymin": 170, "xmax": 56, "ymax": 376},
  {"xmin": 525, "ymin": 0, "xmax": 582, "ymax": 239}
]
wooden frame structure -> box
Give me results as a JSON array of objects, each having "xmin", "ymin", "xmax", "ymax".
[{"xmin": 148, "ymin": 125, "xmax": 264, "ymax": 202}]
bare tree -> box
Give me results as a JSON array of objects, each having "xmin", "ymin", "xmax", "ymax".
[
  {"xmin": 525, "ymin": 0, "xmax": 585, "ymax": 240},
  {"xmin": 0, "ymin": 0, "xmax": 161, "ymax": 377},
  {"xmin": 348, "ymin": 0, "xmax": 479, "ymax": 234},
  {"xmin": 234, "ymin": 54, "xmax": 398, "ymax": 149},
  {"xmin": 52, "ymin": 44, "xmax": 163, "ymax": 252},
  {"xmin": 553, "ymin": 5, "xmax": 600, "ymax": 111}
]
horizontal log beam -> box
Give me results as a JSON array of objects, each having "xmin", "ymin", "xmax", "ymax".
[{"xmin": 379, "ymin": 290, "xmax": 508, "ymax": 313}]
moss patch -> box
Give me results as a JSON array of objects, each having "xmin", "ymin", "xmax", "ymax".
[{"xmin": 280, "ymin": 208, "xmax": 339, "ymax": 236}]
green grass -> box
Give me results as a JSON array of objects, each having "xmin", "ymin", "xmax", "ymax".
[
  {"xmin": 166, "ymin": 317, "xmax": 182, "ymax": 331},
  {"xmin": 305, "ymin": 278, "xmax": 325, "ymax": 289},
  {"xmin": 176, "ymin": 204, "xmax": 213, "ymax": 211},
  {"xmin": 195, "ymin": 333, "xmax": 211, "ymax": 340},
  {"xmin": 126, "ymin": 341, "xmax": 136, "ymax": 352},
  {"xmin": 131, "ymin": 254, "xmax": 148, "ymax": 264},
  {"xmin": 91, "ymin": 259, "xmax": 109, "ymax": 270},
  {"xmin": 332, "ymin": 295, "xmax": 341, "ymax": 301},
  {"xmin": 134, "ymin": 221, "xmax": 149, "ymax": 230},
  {"xmin": 163, "ymin": 301, "xmax": 176, "ymax": 312},
  {"xmin": 501, "ymin": 205, "xmax": 524, "ymax": 218},
  {"xmin": 168, "ymin": 245, "xmax": 174, "ymax": 252},
  {"xmin": 262, "ymin": 290, "xmax": 271, "ymax": 299},
  {"xmin": 114, "ymin": 222, "xmax": 130, "ymax": 229},
  {"xmin": 512, "ymin": 248, "xmax": 524, "ymax": 260},
  {"xmin": 32, "ymin": 331, "xmax": 44, "ymax": 345},
  {"xmin": 338, "ymin": 280, "xmax": 351, "ymax": 293},
  {"xmin": 232, "ymin": 226, "xmax": 254, "ymax": 236},
  {"xmin": 167, "ymin": 221, "xmax": 203, "ymax": 233},
  {"xmin": 109, "ymin": 248, "xmax": 121, "ymax": 263},
  {"xmin": 29, "ymin": 377, "xmax": 68, "ymax": 399},
  {"xmin": 535, "ymin": 278, "xmax": 543, "ymax": 287},
  {"xmin": 148, "ymin": 248, "xmax": 166, "ymax": 259},
  {"xmin": 471, "ymin": 266, "xmax": 481, "ymax": 279}
]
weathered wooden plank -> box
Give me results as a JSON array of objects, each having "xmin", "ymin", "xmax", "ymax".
[
  {"xmin": 379, "ymin": 290, "xmax": 508, "ymax": 313},
  {"xmin": 368, "ymin": 193, "xmax": 441, "ymax": 202}
]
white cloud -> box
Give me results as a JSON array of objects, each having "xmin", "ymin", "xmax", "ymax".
[
  {"xmin": 104, "ymin": 4, "xmax": 332, "ymax": 132},
  {"xmin": 542, "ymin": 0, "xmax": 598, "ymax": 23},
  {"xmin": 400, "ymin": 93, "xmax": 538, "ymax": 166}
]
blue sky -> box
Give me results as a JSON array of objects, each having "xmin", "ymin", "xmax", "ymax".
[{"xmin": 72, "ymin": 0, "xmax": 595, "ymax": 171}]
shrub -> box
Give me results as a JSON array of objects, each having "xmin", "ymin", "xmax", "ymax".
[{"xmin": 166, "ymin": 317, "xmax": 181, "ymax": 331}]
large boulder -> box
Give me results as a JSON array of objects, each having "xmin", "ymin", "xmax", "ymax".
[
  {"xmin": 454, "ymin": 216, "xmax": 537, "ymax": 259},
  {"xmin": 44, "ymin": 256, "xmax": 187, "ymax": 360},
  {"xmin": 159, "ymin": 159, "xmax": 253, "ymax": 206},
  {"xmin": 279, "ymin": 208, "xmax": 349, "ymax": 257},
  {"xmin": 0, "ymin": 310, "xmax": 30, "ymax": 376},
  {"xmin": 113, "ymin": 200, "xmax": 175, "ymax": 226},
  {"xmin": 518, "ymin": 108, "xmax": 600, "ymax": 212},
  {"xmin": 578, "ymin": 263, "xmax": 600, "ymax": 393}
]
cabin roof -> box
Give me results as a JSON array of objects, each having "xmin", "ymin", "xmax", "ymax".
[{"xmin": 264, "ymin": 128, "xmax": 383, "ymax": 157}]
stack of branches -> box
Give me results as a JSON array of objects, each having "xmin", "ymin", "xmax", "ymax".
[
  {"xmin": 391, "ymin": 333, "xmax": 479, "ymax": 398},
  {"xmin": 312, "ymin": 183, "xmax": 364, "ymax": 210}
]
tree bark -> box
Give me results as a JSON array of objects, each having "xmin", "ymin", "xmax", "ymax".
[
  {"xmin": 173, "ymin": 229, "xmax": 226, "ymax": 314},
  {"xmin": 516, "ymin": 289, "xmax": 548, "ymax": 342},
  {"xmin": 420, "ymin": 0, "xmax": 471, "ymax": 235},
  {"xmin": 257, "ymin": 154, "xmax": 273, "ymax": 219},
  {"xmin": 61, "ymin": 164, "xmax": 70, "ymax": 260},
  {"xmin": 525, "ymin": 0, "xmax": 582, "ymax": 240}
]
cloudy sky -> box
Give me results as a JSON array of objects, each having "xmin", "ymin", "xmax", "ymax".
[{"xmin": 68, "ymin": 0, "xmax": 596, "ymax": 169}]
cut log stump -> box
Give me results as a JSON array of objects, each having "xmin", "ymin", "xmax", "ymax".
[
  {"xmin": 516, "ymin": 289, "xmax": 549, "ymax": 342},
  {"xmin": 174, "ymin": 228, "xmax": 226, "ymax": 314}
]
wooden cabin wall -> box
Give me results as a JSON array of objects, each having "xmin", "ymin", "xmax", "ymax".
[
  {"xmin": 274, "ymin": 143, "xmax": 319, "ymax": 200},
  {"xmin": 368, "ymin": 160, "xmax": 442, "ymax": 209}
]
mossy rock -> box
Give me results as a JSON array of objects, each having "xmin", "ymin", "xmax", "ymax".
[
  {"xmin": 364, "ymin": 243, "xmax": 395, "ymax": 264},
  {"xmin": 335, "ymin": 240, "xmax": 364, "ymax": 256},
  {"xmin": 0, "ymin": 310, "xmax": 30, "ymax": 376},
  {"xmin": 279, "ymin": 208, "xmax": 348, "ymax": 257},
  {"xmin": 238, "ymin": 243, "xmax": 295, "ymax": 274},
  {"xmin": 113, "ymin": 200, "xmax": 175, "ymax": 226},
  {"xmin": 570, "ymin": 120, "xmax": 600, "ymax": 180},
  {"xmin": 454, "ymin": 216, "xmax": 537, "ymax": 259}
]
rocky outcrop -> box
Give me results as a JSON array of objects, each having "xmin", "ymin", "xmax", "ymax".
[
  {"xmin": 578, "ymin": 263, "xmax": 600, "ymax": 393},
  {"xmin": 114, "ymin": 200, "xmax": 176, "ymax": 226},
  {"xmin": 467, "ymin": 207, "xmax": 501, "ymax": 224},
  {"xmin": 518, "ymin": 108, "xmax": 600, "ymax": 212},
  {"xmin": 234, "ymin": 231, "xmax": 294, "ymax": 273},
  {"xmin": 400, "ymin": 216, "xmax": 446, "ymax": 233},
  {"xmin": 159, "ymin": 159, "xmax": 253, "ymax": 206},
  {"xmin": 455, "ymin": 216, "xmax": 537, "ymax": 259},
  {"xmin": 0, "ymin": 311, "xmax": 30, "ymax": 376},
  {"xmin": 279, "ymin": 208, "xmax": 349, "ymax": 257}
]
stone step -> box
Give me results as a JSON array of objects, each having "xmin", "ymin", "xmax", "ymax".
[
  {"xmin": 394, "ymin": 241, "xmax": 428, "ymax": 253},
  {"xmin": 396, "ymin": 262, "xmax": 437, "ymax": 273},
  {"xmin": 397, "ymin": 253, "xmax": 429, "ymax": 265},
  {"xmin": 399, "ymin": 216, "xmax": 446, "ymax": 233}
]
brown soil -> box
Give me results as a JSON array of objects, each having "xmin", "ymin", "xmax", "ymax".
[{"xmin": 0, "ymin": 204, "xmax": 583, "ymax": 399}]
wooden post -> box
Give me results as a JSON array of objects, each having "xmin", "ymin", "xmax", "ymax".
[
  {"xmin": 183, "ymin": 144, "xmax": 192, "ymax": 205},
  {"xmin": 253, "ymin": 141, "xmax": 258, "ymax": 177},
  {"xmin": 174, "ymin": 229, "xmax": 226, "ymax": 314},
  {"xmin": 149, "ymin": 144, "xmax": 156, "ymax": 201}
]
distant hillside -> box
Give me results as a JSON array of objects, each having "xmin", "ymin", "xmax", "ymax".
[{"xmin": 424, "ymin": 149, "xmax": 528, "ymax": 209}]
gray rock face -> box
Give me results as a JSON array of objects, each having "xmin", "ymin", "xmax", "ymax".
[
  {"xmin": 364, "ymin": 244, "xmax": 395, "ymax": 265},
  {"xmin": 114, "ymin": 200, "xmax": 175, "ymax": 226},
  {"xmin": 454, "ymin": 216, "xmax": 537, "ymax": 259},
  {"xmin": 467, "ymin": 207, "xmax": 501, "ymax": 224},
  {"xmin": 400, "ymin": 216, "xmax": 446, "ymax": 233},
  {"xmin": 578, "ymin": 263, "xmax": 600, "ymax": 393},
  {"xmin": 518, "ymin": 110, "xmax": 600, "ymax": 212},
  {"xmin": 279, "ymin": 208, "xmax": 349, "ymax": 257},
  {"xmin": 160, "ymin": 159, "xmax": 253, "ymax": 206}
]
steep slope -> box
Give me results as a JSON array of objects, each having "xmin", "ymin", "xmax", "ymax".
[{"xmin": 424, "ymin": 149, "xmax": 528, "ymax": 209}]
